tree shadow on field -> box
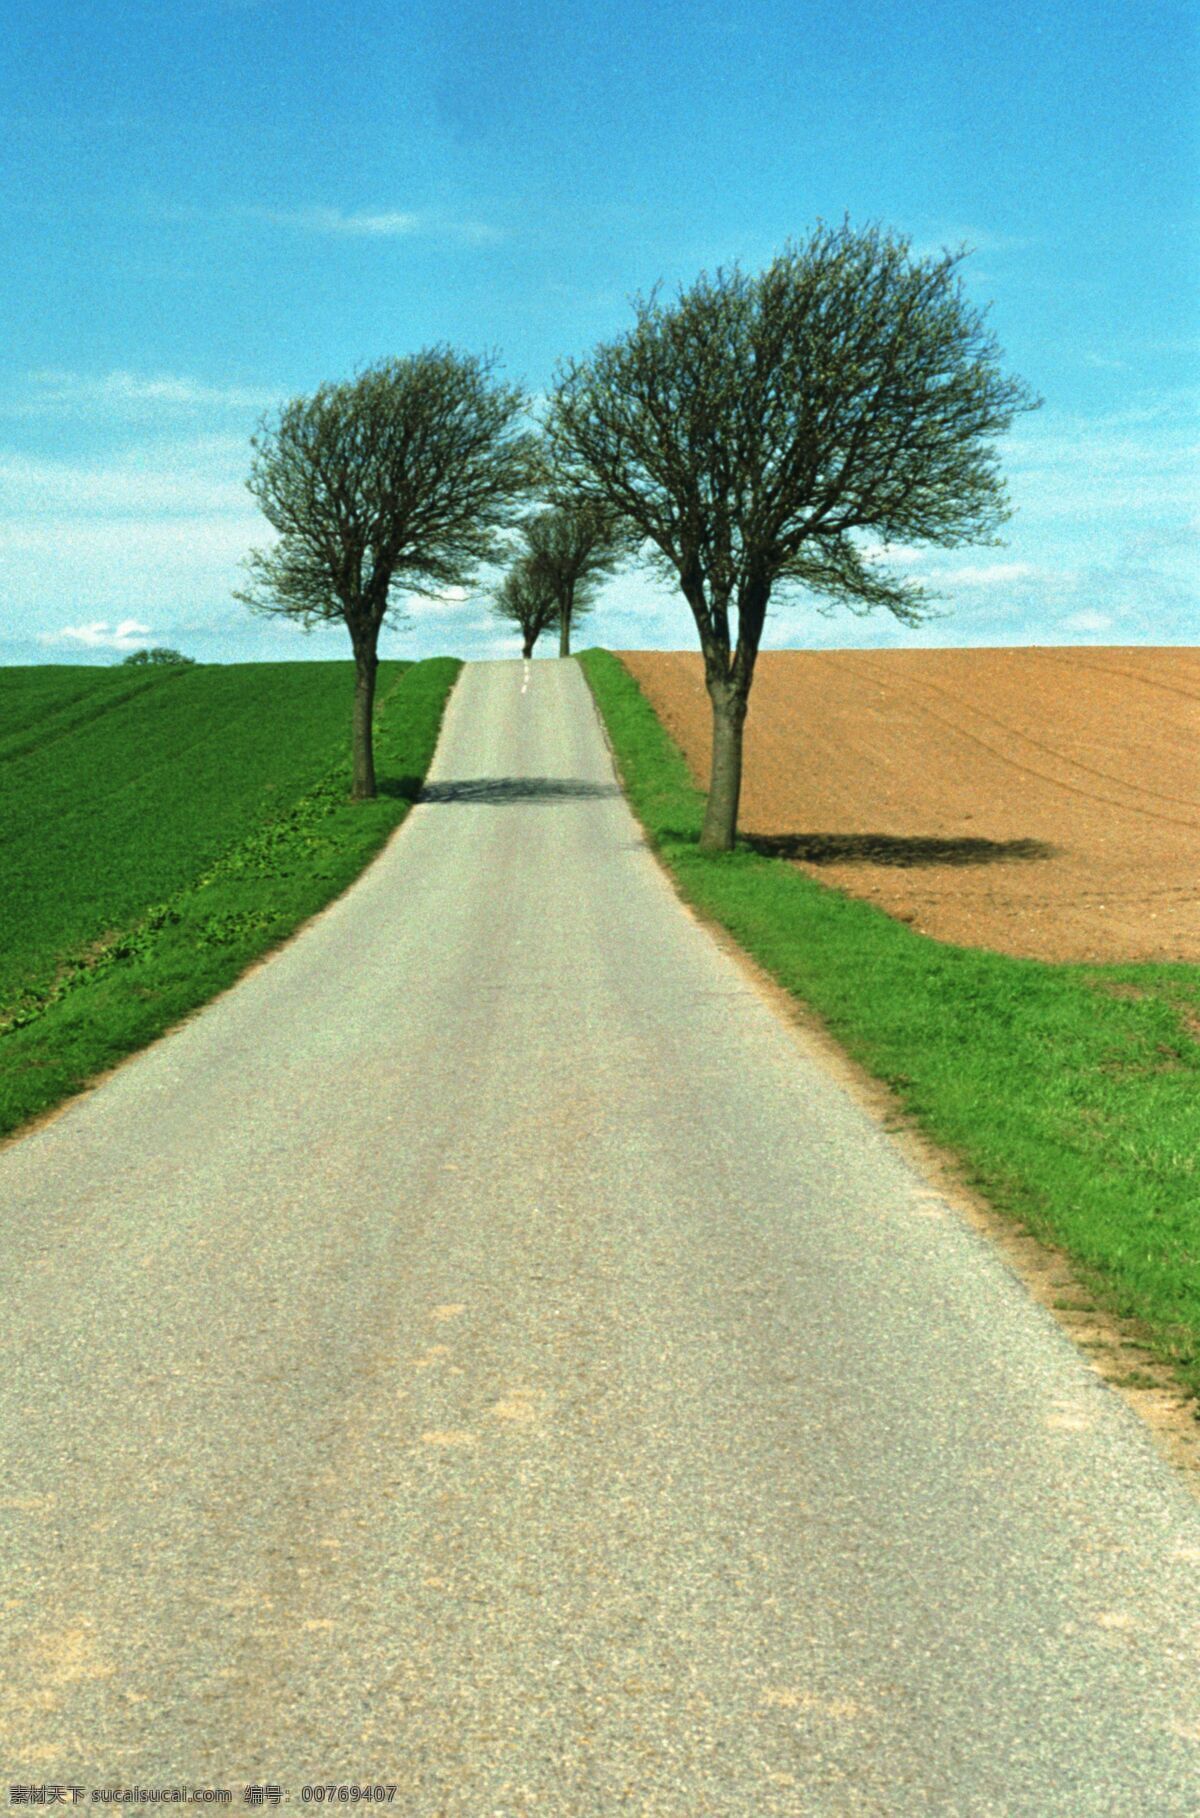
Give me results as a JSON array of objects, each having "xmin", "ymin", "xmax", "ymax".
[
  {"xmin": 741, "ymin": 831, "xmax": 1059, "ymax": 868},
  {"xmin": 417, "ymin": 776, "xmax": 623, "ymax": 806}
]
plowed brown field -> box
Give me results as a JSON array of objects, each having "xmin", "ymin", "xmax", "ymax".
[{"xmin": 618, "ymin": 648, "xmax": 1200, "ymax": 964}]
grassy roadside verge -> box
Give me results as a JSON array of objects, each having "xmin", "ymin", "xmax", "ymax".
[
  {"xmin": 0, "ymin": 657, "xmax": 461, "ymax": 1141},
  {"xmin": 578, "ymin": 647, "xmax": 1200, "ymax": 1407}
]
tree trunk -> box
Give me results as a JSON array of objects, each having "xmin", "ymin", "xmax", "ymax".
[
  {"xmin": 559, "ymin": 581, "xmax": 574, "ymax": 658},
  {"xmin": 699, "ymin": 678, "xmax": 748, "ymax": 852},
  {"xmin": 351, "ymin": 646, "xmax": 378, "ymax": 800},
  {"xmin": 522, "ymin": 635, "xmax": 534, "ymax": 659}
]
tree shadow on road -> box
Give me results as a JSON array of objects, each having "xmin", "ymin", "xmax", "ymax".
[
  {"xmin": 379, "ymin": 774, "xmax": 426, "ymax": 802},
  {"xmin": 741, "ymin": 831, "xmax": 1059, "ymax": 868},
  {"xmin": 417, "ymin": 776, "xmax": 624, "ymax": 806}
]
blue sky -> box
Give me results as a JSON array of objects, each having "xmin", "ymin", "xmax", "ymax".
[{"xmin": 1, "ymin": 0, "xmax": 1196, "ymax": 665}]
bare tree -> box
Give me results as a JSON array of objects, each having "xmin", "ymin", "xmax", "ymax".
[
  {"xmin": 547, "ymin": 221, "xmax": 1039, "ymax": 849},
  {"xmin": 491, "ymin": 556, "xmax": 561, "ymax": 658},
  {"xmin": 521, "ymin": 501, "xmax": 629, "ymax": 657},
  {"xmin": 237, "ymin": 350, "xmax": 540, "ymax": 797}
]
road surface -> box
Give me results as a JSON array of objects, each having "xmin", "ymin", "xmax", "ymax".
[{"xmin": 2, "ymin": 657, "xmax": 1198, "ymax": 1813}]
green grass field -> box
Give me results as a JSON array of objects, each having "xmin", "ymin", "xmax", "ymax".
[
  {"xmin": 578, "ymin": 647, "xmax": 1200, "ymax": 1407},
  {"xmin": 0, "ymin": 657, "xmax": 461, "ymax": 1138}
]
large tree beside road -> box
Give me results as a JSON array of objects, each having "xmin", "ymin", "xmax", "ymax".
[
  {"xmin": 237, "ymin": 350, "xmax": 540, "ymax": 798},
  {"xmin": 547, "ymin": 220, "xmax": 1040, "ymax": 850}
]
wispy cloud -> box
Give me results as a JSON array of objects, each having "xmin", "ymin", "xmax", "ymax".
[
  {"xmin": 248, "ymin": 206, "xmax": 422, "ymax": 237},
  {"xmin": 404, "ymin": 584, "xmax": 477, "ymax": 617},
  {"xmin": 1059, "ymin": 609, "xmax": 1114, "ymax": 633},
  {"xmin": 909, "ymin": 226, "xmax": 1036, "ymax": 262},
  {"xmin": 0, "ymin": 515, "xmax": 258, "ymax": 605},
  {"xmin": 1006, "ymin": 398, "xmax": 1200, "ymax": 522},
  {"xmin": 861, "ymin": 542, "xmax": 929, "ymax": 569},
  {"xmin": 235, "ymin": 205, "xmax": 503, "ymax": 245},
  {"xmin": 0, "ymin": 438, "xmax": 255, "ymax": 517},
  {"xmin": 936, "ymin": 562, "xmax": 1036, "ymax": 588},
  {"xmin": 12, "ymin": 369, "xmax": 277, "ymax": 416},
  {"xmin": 41, "ymin": 618, "xmax": 152, "ymax": 651},
  {"xmin": 0, "ymin": 435, "xmax": 259, "ymax": 629}
]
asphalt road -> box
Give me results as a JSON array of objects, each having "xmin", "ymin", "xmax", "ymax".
[{"xmin": 2, "ymin": 657, "xmax": 1199, "ymax": 1815}]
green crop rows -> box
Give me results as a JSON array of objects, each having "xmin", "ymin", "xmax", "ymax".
[{"xmin": 0, "ymin": 658, "xmax": 461, "ymax": 1137}]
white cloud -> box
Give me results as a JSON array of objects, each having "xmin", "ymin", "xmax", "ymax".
[
  {"xmin": 239, "ymin": 206, "xmax": 502, "ymax": 244},
  {"xmin": 465, "ymin": 628, "xmax": 524, "ymax": 655},
  {"xmin": 447, "ymin": 220, "xmax": 505, "ymax": 247},
  {"xmin": 936, "ymin": 562, "xmax": 1036, "ymax": 588},
  {"xmin": 0, "ymin": 441, "xmax": 255, "ymax": 517},
  {"xmin": 18, "ymin": 369, "xmax": 277, "ymax": 414},
  {"xmin": 251, "ymin": 206, "xmax": 421, "ymax": 237},
  {"xmin": 43, "ymin": 618, "xmax": 152, "ymax": 651},
  {"xmin": 1059, "ymin": 609, "xmax": 1114, "ymax": 633},
  {"xmin": 407, "ymin": 585, "xmax": 472, "ymax": 614},
  {"xmin": 0, "ymin": 517, "xmax": 256, "ymax": 619},
  {"xmin": 1006, "ymin": 392, "xmax": 1200, "ymax": 525},
  {"xmin": 909, "ymin": 226, "xmax": 1035, "ymax": 262},
  {"xmin": 861, "ymin": 542, "xmax": 928, "ymax": 568}
]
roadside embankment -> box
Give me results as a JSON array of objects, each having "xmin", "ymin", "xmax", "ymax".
[{"xmin": 578, "ymin": 647, "xmax": 1200, "ymax": 1419}]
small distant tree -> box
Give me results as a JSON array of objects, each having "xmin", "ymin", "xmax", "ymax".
[
  {"xmin": 491, "ymin": 557, "xmax": 560, "ymax": 658},
  {"xmin": 547, "ymin": 220, "xmax": 1039, "ymax": 850},
  {"xmin": 236, "ymin": 350, "xmax": 541, "ymax": 798},
  {"xmin": 521, "ymin": 500, "xmax": 629, "ymax": 657},
  {"xmin": 122, "ymin": 647, "xmax": 196, "ymax": 667}
]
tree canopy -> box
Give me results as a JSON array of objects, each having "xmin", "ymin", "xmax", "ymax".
[
  {"xmin": 237, "ymin": 349, "xmax": 540, "ymax": 796},
  {"xmin": 122, "ymin": 647, "xmax": 196, "ymax": 667},
  {"xmin": 518, "ymin": 500, "xmax": 629, "ymax": 656},
  {"xmin": 491, "ymin": 557, "xmax": 561, "ymax": 659},
  {"xmin": 547, "ymin": 219, "xmax": 1039, "ymax": 847}
]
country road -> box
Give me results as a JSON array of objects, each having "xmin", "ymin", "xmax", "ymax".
[{"xmin": 2, "ymin": 656, "xmax": 1199, "ymax": 1814}]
